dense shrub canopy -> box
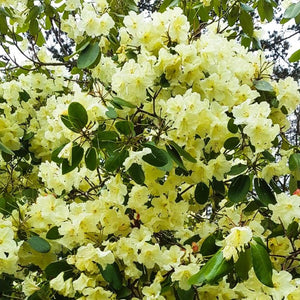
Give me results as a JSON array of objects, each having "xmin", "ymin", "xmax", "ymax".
[{"xmin": 0, "ymin": 0, "xmax": 299, "ymax": 299}]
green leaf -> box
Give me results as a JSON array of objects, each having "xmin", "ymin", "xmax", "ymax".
[
  {"xmin": 169, "ymin": 141, "xmax": 197, "ymax": 163},
  {"xmin": 68, "ymin": 102, "xmax": 88, "ymax": 131},
  {"xmin": 254, "ymin": 80, "xmax": 274, "ymax": 92},
  {"xmin": 240, "ymin": 3, "xmax": 254, "ymax": 12},
  {"xmin": 62, "ymin": 144, "xmax": 84, "ymax": 174},
  {"xmin": 29, "ymin": 19, "xmax": 39, "ymax": 35},
  {"xmin": 254, "ymin": 178, "xmax": 276, "ymax": 206},
  {"xmin": 289, "ymin": 153, "xmax": 300, "ymax": 171},
  {"xmin": 175, "ymin": 286, "xmax": 195, "ymax": 300},
  {"xmin": 127, "ymin": 163, "xmax": 145, "ymax": 185},
  {"xmin": 227, "ymin": 118, "xmax": 238, "ymax": 134},
  {"xmin": 235, "ymin": 248, "xmax": 252, "ymax": 281},
  {"xmin": 228, "ymin": 5, "xmax": 240, "ymax": 26},
  {"xmin": 45, "ymin": 260, "xmax": 72, "ymax": 280},
  {"xmin": 227, "ymin": 164, "xmax": 248, "ymax": 176},
  {"xmin": 0, "ymin": 15, "xmax": 8, "ymax": 34},
  {"xmin": 228, "ymin": 175, "xmax": 250, "ymax": 203},
  {"xmin": 61, "ymin": 114, "xmax": 81, "ymax": 133},
  {"xmin": 262, "ymin": 150, "xmax": 275, "ymax": 162},
  {"xmin": 166, "ymin": 144, "xmax": 184, "ymax": 169},
  {"xmin": 112, "ymin": 97, "xmax": 136, "ymax": 108},
  {"xmin": 287, "ymin": 221, "xmax": 299, "ymax": 239},
  {"xmin": 240, "ymin": 10, "xmax": 254, "ymax": 37},
  {"xmin": 263, "ymin": 0, "xmax": 274, "ymax": 22},
  {"xmin": 200, "ymin": 234, "xmax": 220, "ymax": 256},
  {"xmin": 105, "ymin": 149, "xmax": 128, "ymax": 172},
  {"xmin": 28, "ymin": 236, "xmax": 51, "ymax": 253},
  {"xmin": 289, "ymin": 49, "xmax": 300, "ymax": 63},
  {"xmin": 51, "ymin": 143, "xmax": 67, "ymax": 164},
  {"xmin": 85, "ymin": 147, "xmax": 98, "ymax": 171},
  {"xmin": 195, "ymin": 182, "xmax": 209, "ymax": 204},
  {"xmin": 0, "ymin": 141, "xmax": 14, "ymax": 155},
  {"xmin": 115, "ymin": 120, "xmax": 135, "ymax": 136},
  {"xmin": 189, "ymin": 250, "xmax": 232, "ymax": 285},
  {"xmin": 142, "ymin": 144, "xmax": 169, "ymax": 167},
  {"xmin": 224, "ymin": 137, "xmax": 240, "ymax": 150},
  {"xmin": 250, "ymin": 240, "xmax": 273, "ymax": 287},
  {"xmin": 99, "ymin": 263, "xmax": 123, "ymax": 291},
  {"xmin": 105, "ymin": 106, "xmax": 118, "ymax": 119},
  {"xmin": 283, "ymin": 2, "xmax": 300, "ymax": 19},
  {"xmin": 77, "ymin": 43, "xmax": 100, "ymax": 69},
  {"xmin": 46, "ymin": 226, "xmax": 62, "ymax": 240}
]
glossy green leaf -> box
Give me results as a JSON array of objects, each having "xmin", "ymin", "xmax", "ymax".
[
  {"xmin": 100, "ymin": 263, "xmax": 123, "ymax": 291},
  {"xmin": 45, "ymin": 260, "xmax": 72, "ymax": 280},
  {"xmin": 240, "ymin": 10, "xmax": 253, "ymax": 36},
  {"xmin": 142, "ymin": 144, "xmax": 169, "ymax": 167},
  {"xmin": 228, "ymin": 175, "xmax": 250, "ymax": 203},
  {"xmin": 77, "ymin": 43, "xmax": 100, "ymax": 69},
  {"xmin": 105, "ymin": 149, "xmax": 128, "ymax": 172},
  {"xmin": 61, "ymin": 114, "xmax": 81, "ymax": 133},
  {"xmin": 289, "ymin": 49, "xmax": 300, "ymax": 63},
  {"xmin": 224, "ymin": 137, "xmax": 240, "ymax": 150},
  {"xmin": 189, "ymin": 250, "xmax": 232, "ymax": 285},
  {"xmin": 200, "ymin": 233, "xmax": 220, "ymax": 256},
  {"xmin": 46, "ymin": 226, "xmax": 62, "ymax": 240},
  {"xmin": 0, "ymin": 15, "xmax": 8, "ymax": 34},
  {"xmin": 115, "ymin": 120, "xmax": 135, "ymax": 136},
  {"xmin": 169, "ymin": 141, "xmax": 197, "ymax": 163},
  {"xmin": 254, "ymin": 80, "xmax": 274, "ymax": 92},
  {"xmin": 127, "ymin": 163, "xmax": 145, "ymax": 185},
  {"xmin": 287, "ymin": 221, "xmax": 299, "ymax": 239},
  {"xmin": 29, "ymin": 19, "xmax": 39, "ymax": 35},
  {"xmin": 227, "ymin": 118, "xmax": 238, "ymax": 133},
  {"xmin": 228, "ymin": 5, "xmax": 240, "ymax": 26},
  {"xmin": 195, "ymin": 182, "xmax": 209, "ymax": 204},
  {"xmin": 262, "ymin": 150, "xmax": 275, "ymax": 162},
  {"xmin": 0, "ymin": 141, "xmax": 14, "ymax": 155},
  {"xmin": 254, "ymin": 178, "xmax": 276, "ymax": 206},
  {"xmin": 166, "ymin": 144, "xmax": 184, "ymax": 168},
  {"xmin": 62, "ymin": 144, "xmax": 84, "ymax": 174},
  {"xmin": 175, "ymin": 286, "xmax": 195, "ymax": 300},
  {"xmin": 85, "ymin": 147, "xmax": 98, "ymax": 171},
  {"xmin": 68, "ymin": 102, "xmax": 88, "ymax": 131},
  {"xmin": 250, "ymin": 240, "xmax": 273, "ymax": 287},
  {"xmin": 235, "ymin": 248, "xmax": 252, "ymax": 281},
  {"xmin": 289, "ymin": 153, "xmax": 300, "ymax": 171},
  {"xmin": 28, "ymin": 236, "xmax": 51, "ymax": 253},
  {"xmin": 51, "ymin": 143, "xmax": 67, "ymax": 164}
]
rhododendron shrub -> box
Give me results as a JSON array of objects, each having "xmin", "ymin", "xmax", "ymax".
[{"xmin": 0, "ymin": 0, "xmax": 299, "ymax": 299}]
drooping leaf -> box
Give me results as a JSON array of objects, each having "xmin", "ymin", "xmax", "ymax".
[
  {"xmin": 228, "ymin": 175, "xmax": 250, "ymax": 203},
  {"xmin": 0, "ymin": 141, "xmax": 14, "ymax": 155},
  {"xmin": 28, "ymin": 236, "xmax": 51, "ymax": 253},
  {"xmin": 127, "ymin": 163, "xmax": 145, "ymax": 185},
  {"xmin": 195, "ymin": 182, "xmax": 209, "ymax": 204},
  {"xmin": 189, "ymin": 250, "xmax": 232, "ymax": 285},
  {"xmin": 289, "ymin": 153, "xmax": 300, "ymax": 172},
  {"xmin": 77, "ymin": 43, "xmax": 100, "ymax": 69},
  {"xmin": 61, "ymin": 114, "xmax": 81, "ymax": 133},
  {"xmin": 200, "ymin": 233, "xmax": 220, "ymax": 256},
  {"xmin": 85, "ymin": 147, "xmax": 98, "ymax": 171},
  {"xmin": 254, "ymin": 178, "xmax": 276, "ymax": 206},
  {"xmin": 227, "ymin": 118, "xmax": 238, "ymax": 133},
  {"xmin": 68, "ymin": 102, "xmax": 88, "ymax": 131},
  {"xmin": 235, "ymin": 248, "xmax": 252, "ymax": 281},
  {"xmin": 240, "ymin": 10, "xmax": 254, "ymax": 36},
  {"xmin": 169, "ymin": 141, "xmax": 197, "ymax": 163},
  {"xmin": 142, "ymin": 144, "xmax": 169, "ymax": 167},
  {"xmin": 250, "ymin": 240, "xmax": 273, "ymax": 287},
  {"xmin": 166, "ymin": 144, "xmax": 184, "ymax": 169}
]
